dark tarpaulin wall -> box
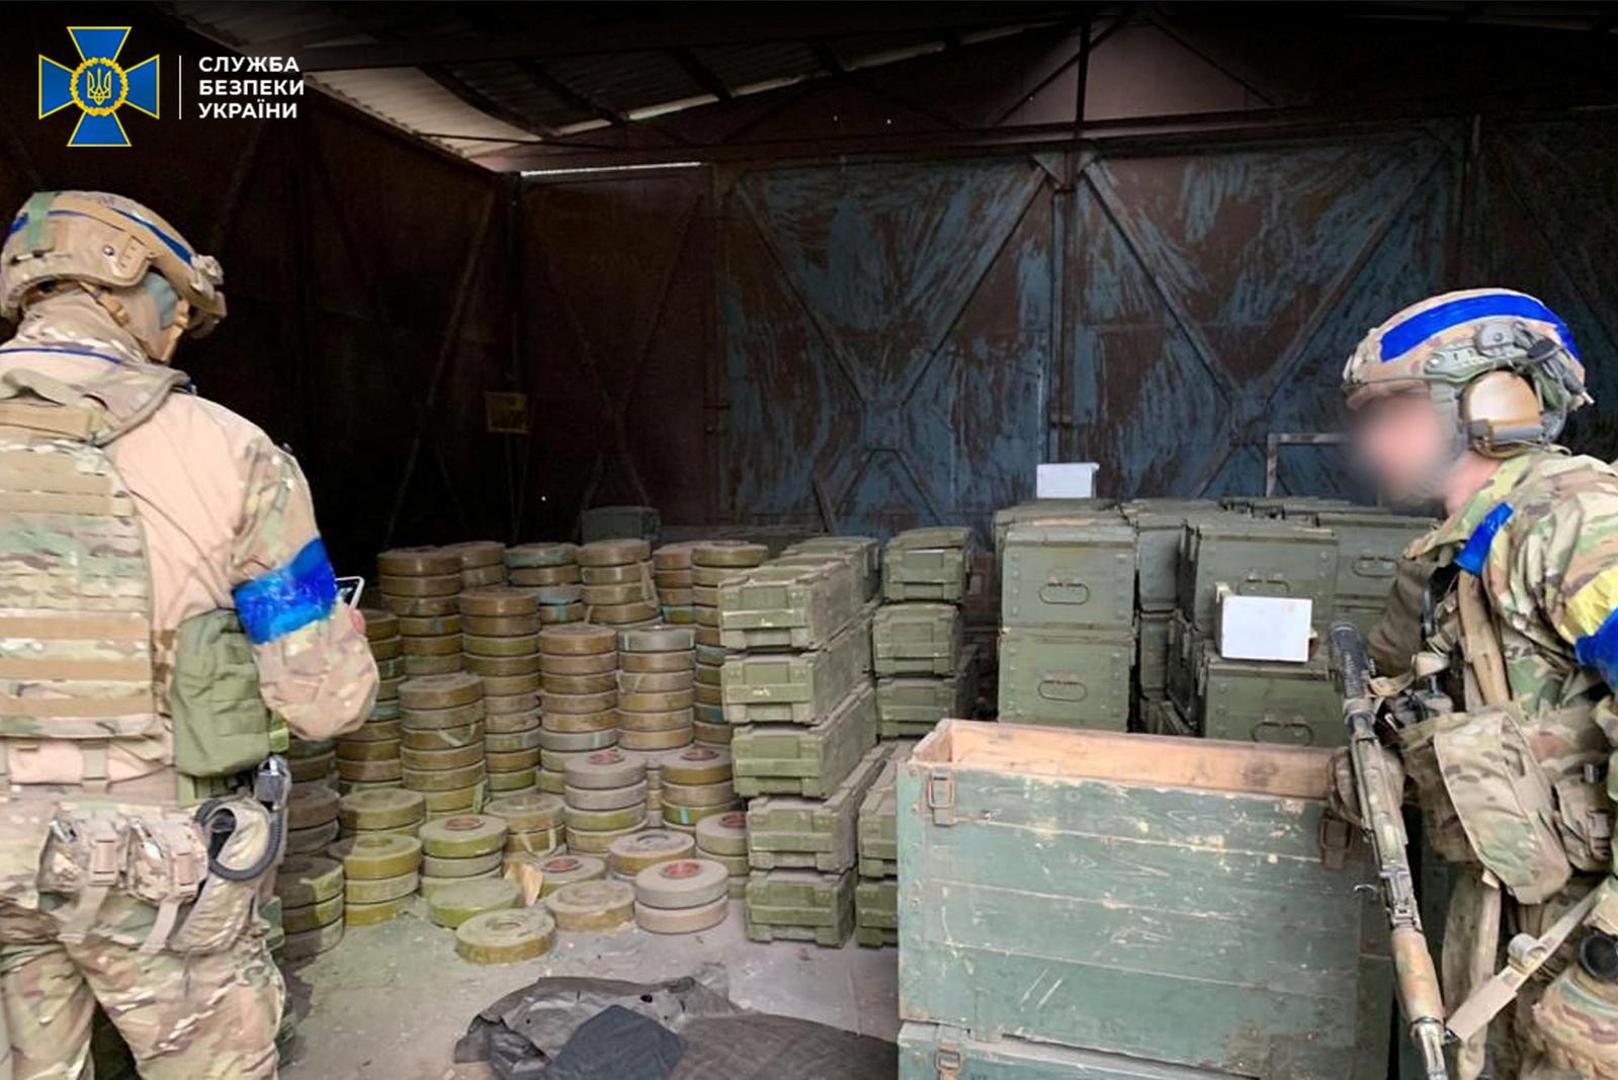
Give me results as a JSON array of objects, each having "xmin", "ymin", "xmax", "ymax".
[{"xmin": 0, "ymin": 4, "xmax": 513, "ymax": 574}]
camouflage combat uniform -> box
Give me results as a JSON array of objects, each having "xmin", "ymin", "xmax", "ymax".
[
  {"xmin": 1398, "ymin": 448, "xmax": 1618, "ymax": 1079},
  {"xmin": 0, "ymin": 194, "xmax": 376, "ymax": 1080}
]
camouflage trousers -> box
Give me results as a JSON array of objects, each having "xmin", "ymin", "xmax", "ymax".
[{"xmin": 0, "ymin": 891, "xmax": 282, "ymax": 1080}]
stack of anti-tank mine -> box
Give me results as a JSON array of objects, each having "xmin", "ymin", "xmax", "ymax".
[
  {"xmin": 376, "ymin": 547, "xmax": 464, "ymax": 675},
  {"xmin": 720, "ymin": 541, "xmax": 879, "ymax": 947},
  {"xmin": 458, "ymin": 586, "xmax": 543, "ymax": 796},
  {"xmin": 504, "ymin": 542, "xmax": 585, "ymax": 624},
  {"xmin": 577, "ymin": 539, "xmax": 659, "ymax": 629},
  {"xmin": 538, "ymin": 623, "xmax": 620, "ymax": 793},
  {"xmin": 336, "ymin": 609, "xmax": 405, "ymax": 792},
  {"xmin": 398, "ymin": 673, "xmax": 487, "ymax": 819}
]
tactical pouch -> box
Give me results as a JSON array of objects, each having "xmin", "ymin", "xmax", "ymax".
[
  {"xmin": 1555, "ymin": 776, "xmax": 1615, "ymax": 874},
  {"xmin": 168, "ymin": 799, "xmax": 273, "ymax": 955},
  {"xmin": 1532, "ymin": 882, "xmax": 1618, "ymax": 1080},
  {"xmin": 170, "ymin": 609, "xmax": 286, "ymax": 781},
  {"xmin": 123, "ymin": 818, "xmax": 206, "ymax": 909},
  {"xmin": 1432, "ymin": 704, "xmax": 1571, "ymax": 904},
  {"xmin": 1398, "ymin": 714, "xmax": 1476, "ymax": 864}
]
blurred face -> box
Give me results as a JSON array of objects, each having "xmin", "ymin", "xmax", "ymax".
[{"xmin": 1351, "ymin": 389, "xmax": 1457, "ymax": 505}]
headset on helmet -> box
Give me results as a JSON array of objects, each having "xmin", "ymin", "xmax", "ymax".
[
  {"xmin": 0, "ymin": 190, "xmax": 225, "ymax": 363},
  {"xmin": 1343, "ymin": 288, "xmax": 1590, "ymax": 458}
]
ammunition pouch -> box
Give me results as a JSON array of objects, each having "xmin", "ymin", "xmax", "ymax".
[
  {"xmin": 21, "ymin": 797, "xmax": 271, "ymax": 955},
  {"xmin": 1402, "ymin": 701, "xmax": 1611, "ymax": 904},
  {"xmin": 170, "ymin": 609, "xmax": 287, "ymax": 792}
]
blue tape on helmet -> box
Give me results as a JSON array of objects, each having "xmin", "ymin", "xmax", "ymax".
[
  {"xmin": 1455, "ymin": 502, "xmax": 1514, "ymax": 576},
  {"xmin": 234, "ymin": 538, "xmax": 339, "ymax": 645},
  {"xmin": 1381, "ymin": 292, "xmax": 1580, "ymax": 363}
]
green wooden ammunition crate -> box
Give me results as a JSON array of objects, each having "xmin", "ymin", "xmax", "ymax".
[
  {"xmin": 858, "ymin": 743, "xmax": 911, "ymax": 877},
  {"xmin": 746, "ymin": 743, "xmax": 890, "ymax": 872},
  {"xmin": 782, "ymin": 536, "xmax": 882, "ymax": 602},
  {"xmin": 855, "ymin": 876, "xmax": 898, "ymax": 947},
  {"xmin": 1121, "ymin": 500, "xmax": 1227, "ymax": 613},
  {"xmin": 1199, "ymin": 652, "xmax": 1343, "ymax": 748},
  {"xmin": 732, "ymin": 681, "xmax": 877, "ymax": 797},
  {"xmin": 1164, "ymin": 611, "xmax": 1206, "ymax": 716},
  {"xmin": 1223, "ymin": 495, "xmax": 1352, "ymax": 519},
  {"xmin": 721, "ymin": 611, "xmax": 871, "ymax": 724},
  {"xmin": 992, "ymin": 500, "xmax": 1121, "ymax": 562},
  {"xmin": 899, "ymin": 721, "xmax": 1391, "ymax": 1079},
  {"xmin": 580, "ymin": 504, "xmax": 660, "ymax": 543},
  {"xmin": 718, "ymin": 557, "xmax": 861, "ymax": 651},
  {"xmin": 899, "ymin": 722, "xmax": 1391, "ymax": 1075},
  {"xmin": 883, "ymin": 527, "xmax": 976, "ymax": 603},
  {"xmin": 1311, "ymin": 510, "xmax": 1433, "ymax": 605},
  {"xmin": 899, "ymin": 1023, "xmax": 1243, "ymax": 1079},
  {"xmin": 743, "ymin": 867, "xmax": 855, "ymax": 946},
  {"xmin": 997, "ymin": 627, "xmax": 1132, "ymax": 731},
  {"xmin": 1177, "ymin": 520, "xmax": 1339, "ymax": 633},
  {"xmin": 876, "ymin": 646, "xmax": 978, "ymax": 738},
  {"xmin": 1001, "ymin": 523, "xmax": 1135, "ymax": 631},
  {"xmin": 873, "ymin": 602, "xmax": 961, "ymax": 678},
  {"xmin": 1136, "ymin": 611, "xmax": 1172, "ymax": 698}
]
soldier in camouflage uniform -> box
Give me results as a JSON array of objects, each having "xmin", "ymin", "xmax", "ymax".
[
  {"xmin": 0, "ymin": 192, "xmax": 376, "ymax": 1078},
  {"xmin": 1346, "ymin": 288, "xmax": 1618, "ymax": 1078}
]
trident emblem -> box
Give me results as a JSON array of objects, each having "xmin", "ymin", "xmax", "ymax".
[
  {"xmin": 84, "ymin": 66, "xmax": 114, "ymax": 106},
  {"xmin": 38, "ymin": 28, "xmax": 159, "ymax": 148}
]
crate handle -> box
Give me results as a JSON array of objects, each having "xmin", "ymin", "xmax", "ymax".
[
  {"xmin": 1037, "ymin": 578, "xmax": 1091, "ymax": 605},
  {"xmin": 1252, "ymin": 717, "xmax": 1316, "ymax": 746},
  {"xmin": 1038, "ymin": 675, "xmax": 1088, "ymax": 703},
  {"xmin": 1352, "ymin": 555, "xmax": 1396, "ymax": 578}
]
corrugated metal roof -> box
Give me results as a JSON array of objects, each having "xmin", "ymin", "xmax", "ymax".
[{"xmin": 163, "ymin": 1, "xmax": 1618, "ymax": 171}]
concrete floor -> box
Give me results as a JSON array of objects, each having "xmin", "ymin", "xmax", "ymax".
[{"xmin": 279, "ymin": 895, "xmax": 899, "ymax": 1080}]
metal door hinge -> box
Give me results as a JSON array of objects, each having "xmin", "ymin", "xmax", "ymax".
[{"xmin": 928, "ymin": 771, "xmax": 956, "ymax": 826}]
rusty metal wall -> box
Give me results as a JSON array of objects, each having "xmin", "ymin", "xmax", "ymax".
[
  {"xmin": 0, "ymin": 5, "xmax": 508, "ymax": 572},
  {"xmin": 522, "ymin": 115, "xmax": 1618, "ymax": 534}
]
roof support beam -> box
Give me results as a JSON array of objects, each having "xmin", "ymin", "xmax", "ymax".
[
  {"xmin": 670, "ymin": 47, "xmax": 732, "ymax": 100},
  {"xmin": 515, "ymin": 59, "xmax": 625, "ymax": 126}
]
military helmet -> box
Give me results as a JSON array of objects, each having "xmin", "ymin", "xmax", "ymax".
[
  {"xmin": 0, "ymin": 191, "xmax": 225, "ymax": 360},
  {"xmin": 1342, "ymin": 288, "xmax": 1590, "ymax": 456}
]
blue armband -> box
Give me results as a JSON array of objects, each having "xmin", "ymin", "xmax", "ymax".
[{"xmin": 234, "ymin": 538, "xmax": 338, "ymax": 645}]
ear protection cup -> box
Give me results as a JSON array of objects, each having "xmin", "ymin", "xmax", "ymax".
[{"xmin": 1461, "ymin": 369, "xmax": 1545, "ymax": 457}]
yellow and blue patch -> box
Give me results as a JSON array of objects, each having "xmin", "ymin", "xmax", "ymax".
[{"xmin": 234, "ymin": 538, "xmax": 338, "ymax": 645}]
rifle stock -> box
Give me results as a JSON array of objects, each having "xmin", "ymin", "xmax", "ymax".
[{"xmin": 1328, "ymin": 620, "xmax": 1450, "ymax": 1080}]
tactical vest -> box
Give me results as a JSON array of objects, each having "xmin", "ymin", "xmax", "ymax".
[
  {"xmin": 0, "ymin": 357, "xmax": 282, "ymax": 805},
  {"xmin": 1398, "ymin": 455, "xmax": 1615, "ymax": 905}
]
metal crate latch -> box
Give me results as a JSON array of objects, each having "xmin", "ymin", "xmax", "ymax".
[
  {"xmin": 933, "ymin": 1045, "xmax": 962, "ymax": 1079},
  {"xmin": 928, "ymin": 770, "xmax": 956, "ymax": 826}
]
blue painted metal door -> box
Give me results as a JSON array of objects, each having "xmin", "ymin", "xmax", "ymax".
[
  {"xmin": 1069, "ymin": 127, "xmax": 1460, "ymax": 500},
  {"xmin": 718, "ymin": 155, "xmax": 1059, "ymax": 538}
]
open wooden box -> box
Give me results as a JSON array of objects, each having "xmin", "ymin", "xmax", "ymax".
[{"xmin": 897, "ymin": 720, "xmax": 1390, "ymax": 1080}]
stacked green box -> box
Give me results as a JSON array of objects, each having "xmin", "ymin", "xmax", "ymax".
[
  {"xmin": 874, "ymin": 527, "xmax": 979, "ymax": 742},
  {"xmin": 731, "ymin": 681, "xmax": 877, "ymax": 797},
  {"xmin": 746, "ymin": 743, "xmax": 889, "ymax": 872},
  {"xmin": 997, "ymin": 521, "xmax": 1137, "ymax": 731},
  {"xmin": 780, "ymin": 536, "xmax": 882, "ymax": 603},
  {"xmin": 742, "ymin": 866, "xmax": 856, "ymax": 946},
  {"xmin": 1199, "ymin": 651, "xmax": 1344, "ymax": 747},
  {"xmin": 882, "ymin": 527, "xmax": 975, "ymax": 603},
  {"xmin": 1121, "ymin": 500, "xmax": 1227, "ymax": 726},
  {"xmin": 854, "ymin": 743, "xmax": 910, "ymax": 947},
  {"xmin": 1308, "ymin": 509, "xmax": 1433, "ymax": 634},
  {"xmin": 874, "ymin": 645, "xmax": 978, "ymax": 738},
  {"xmin": 721, "ymin": 612, "xmax": 871, "ymax": 725}
]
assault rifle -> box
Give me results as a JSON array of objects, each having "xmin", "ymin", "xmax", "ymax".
[{"xmin": 1328, "ymin": 621, "xmax": 1449, "ymax": 1080}]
